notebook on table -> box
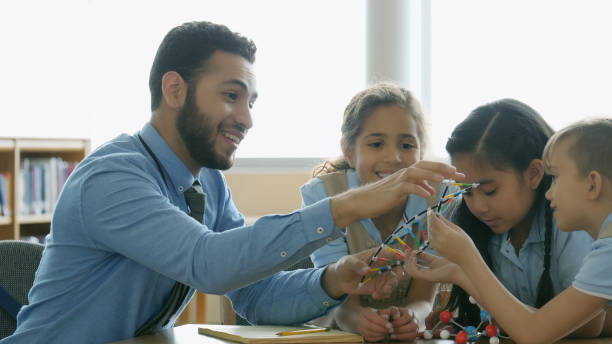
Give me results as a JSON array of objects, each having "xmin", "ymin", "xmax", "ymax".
[{"xmin": 198, "ymin": 324, "xmax": 363, "ymax": 344}]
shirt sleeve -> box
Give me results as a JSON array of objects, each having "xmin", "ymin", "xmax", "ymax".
[
  {"xmin": 555, "ymin": 229, "xmax": 594, "ymax": 291},
  {"xmin": 80, "ymin": 157, "xmax": 343, "ymax": 295},
  {"xmin": 226, "ymin": 267, "xmax": 344, "ymax": 325},
  {"xmin": 572, "ymin": 237, "xmax": 612, "ymax": 304},
  {"xmin": 300, "ymin": 178, "xmax": 350, "ymax": 268}
]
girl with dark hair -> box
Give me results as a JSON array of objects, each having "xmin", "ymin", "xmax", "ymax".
[{"xmin": 438, "ymin": 99, "xmax": 597, "ymax": 337}]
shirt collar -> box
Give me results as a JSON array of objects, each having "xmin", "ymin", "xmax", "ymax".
[
  {"xmin": 139, "ymin": 122, "xmax": 197, "ymax": 194},
  {"xmin": 599, "ymin": 212, "xmax": 612, "ymax": 238},
  {"xmin": 502, "ymin": 199, "xmax": 547, "ymax": 245}
]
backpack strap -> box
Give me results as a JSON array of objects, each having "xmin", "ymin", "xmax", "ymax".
[
  {"xmin": 319, "ymin": 171, "xmax": 380, "ymax": 254},
  {"xmin": 600, "ymin": 220, "xmax": 612, "ymax": 239}
]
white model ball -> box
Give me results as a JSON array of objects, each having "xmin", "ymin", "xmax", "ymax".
[
  {"xmin": 423, "ymin": 330, "xmax": 433, "ymax": 340},
  {"xmin": 489, "ymin": 336, "xmax": 500, "ymax": 344},
  {"xmin": 440, "ymin": 329, "xmax": 450, "ymax": 339}
]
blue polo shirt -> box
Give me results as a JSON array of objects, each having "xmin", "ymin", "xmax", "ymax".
[
  {"xmin": 573, "ymin": 212, "xmax": 612, "ymax": 305},
  {"xmin": 489, "ymin": 201, "xmax": 593, "ymax": 306},
  {"xmin": 2, "ymin": 123, "xmax": 343, "ymax": 344}
]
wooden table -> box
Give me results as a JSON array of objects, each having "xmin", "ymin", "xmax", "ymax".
[{"xmin": 111, "ymin": 324, "xmax": 612, "ymax": 344}]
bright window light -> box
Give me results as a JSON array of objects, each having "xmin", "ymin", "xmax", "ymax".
[{"xmin": 0, "ymin": 0, "xmax": 365, "ymax": 158}]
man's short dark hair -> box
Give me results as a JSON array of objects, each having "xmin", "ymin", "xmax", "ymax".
[{"xmin": 149, "ymin": 21, "xmax": 257, "ymax": 111}]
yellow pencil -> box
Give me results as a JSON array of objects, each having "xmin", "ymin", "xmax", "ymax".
[{"xmin": 276, "ymin": 327, "xmax": 330, "ymax": 336}]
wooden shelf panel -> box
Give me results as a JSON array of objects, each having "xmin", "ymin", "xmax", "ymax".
[
  {"xmin": 0, "ymin": 216, "xmax": 11, "ymax": 225},
  {"xmin": 0, "ymin": 139, "xmax": 15, "ymax": 151},
  {"xmin": 18, "ymin": 214, "xmax": 53, "ymax": 224},
  {"xmin": 17, "ymin": 138, "xmax": 89, "ymax": 152}
]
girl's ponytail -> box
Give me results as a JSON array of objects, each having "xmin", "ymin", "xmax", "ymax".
[{"xmin": 535, "ymin": 204, "xmax": 554, "ymax": 307}]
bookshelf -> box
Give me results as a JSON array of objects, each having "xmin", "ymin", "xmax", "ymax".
[{"xmin": 0, "ymin": 137, "xmax": 90, "ymax": 240}]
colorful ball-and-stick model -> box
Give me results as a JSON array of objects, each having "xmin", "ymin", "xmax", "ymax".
[
  {"xmin": 422, "ymin": 296, "xmax": 510, "ymax": 344},
  {"xmin": 358, "ymin": 180, "xmax": 479, "ymax": 288}
]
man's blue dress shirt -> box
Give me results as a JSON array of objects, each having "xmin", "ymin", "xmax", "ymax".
[{"xmin": 3, "ymin": 123, "xmax": 343, "ymax": 344}]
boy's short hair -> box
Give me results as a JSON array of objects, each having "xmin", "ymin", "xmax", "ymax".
[{"xmin": 543, "ymin": 118, "xmax": 612, "ymax": 179}]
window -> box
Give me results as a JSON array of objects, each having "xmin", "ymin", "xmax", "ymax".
[
  {"xmin": 0, "ymin": 0, "xmax": 365, "ymax": 159},
  {"xmin": 429, "ymin": 0, "xmax": 612, "ymax": 158}
]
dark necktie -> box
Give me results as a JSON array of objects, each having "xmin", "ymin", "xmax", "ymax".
[{"xmin": 135, "ymin": 181, "xmax": 206, "ymax": 336}]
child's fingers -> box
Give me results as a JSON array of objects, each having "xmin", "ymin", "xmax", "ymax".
[
  {"xmin": 415, "ymin": 251, "xmax": 437, "ymax": 264},
  {"xmin": 390, "ymin": 307, "xmax": 414, "ymax": 326},
  {"xmin": 391, "ymin": 321, "xmax": 418, "ymax": 342},
  {"xmin": 403, "ymin": 252, "xmax": 430, "ymax": 279},
  {"xmin": 437, "ymin": 214, "xmax": 466, "ymax": 233},
  {"xmin": 357, "ymin": 309, "xmax": 391, "ymax": 341}
]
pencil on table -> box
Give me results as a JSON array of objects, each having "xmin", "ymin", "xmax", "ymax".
[{"xmin": 276, "ymin": 328, "xmax": 330, "ymax": 336}]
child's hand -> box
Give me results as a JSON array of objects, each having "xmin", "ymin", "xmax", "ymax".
[
  {"xmin": 427, "ymin": 210, "xmax": 478, "ymax": 265},
  {"xmin": 388, "ymin": 307, "xmax": 419, "ymax": 342},
  {"xmin": 355, "ymin": 307, "xmax": 394, "ymax": 342},
  {"xmin": 404, "ymin": 251, "xmax": 466, "ymax": 286}
]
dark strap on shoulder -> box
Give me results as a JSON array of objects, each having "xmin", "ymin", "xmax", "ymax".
[
  {"xmin": 601, "ymin": 221, "xmax": 612, "ymax": 239},
  {"xmin": 0, "ymin": 285, "xmax": 20, "ymax": 319},
  {"xmin": 319, "ymin": 171, "xmax": 349, "ymax": 197}
]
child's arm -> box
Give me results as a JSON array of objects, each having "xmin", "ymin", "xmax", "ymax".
[{"xmin": 426, "ymin": 213, "xmax": 608, "ymax": 343}]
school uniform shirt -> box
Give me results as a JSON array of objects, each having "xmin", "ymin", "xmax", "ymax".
[
  {"xmin": 301, "ymin": 169, "xmax": 432, "ymax": 268},
  {"xmin": 489, "ymin": 201, "xmax": 594, "ymax": 306},
  {"xmin": 573, "ymin": 212, "xmax": 612, "ymax": 305},
  {"xmin": 2, "ymin": 123, "xmax": 344, "ymax": 344}
]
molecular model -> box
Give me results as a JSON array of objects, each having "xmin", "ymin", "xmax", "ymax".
[
  {"xmin": 422, "ymin": 296, "xmax": 510, "ymax": 344},
  {"xmin": 359, "ymin": 180, "xmax": 479, "ymax": 288}
]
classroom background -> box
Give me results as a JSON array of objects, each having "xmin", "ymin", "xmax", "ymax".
[{"xmin": 1, "ymin": 0, "xmax": 612, "ymax": 329}]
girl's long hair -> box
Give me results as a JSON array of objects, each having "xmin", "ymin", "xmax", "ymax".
[{"xmin": 445, "ymin": 99, "xmax": 554, "ymax": 325}]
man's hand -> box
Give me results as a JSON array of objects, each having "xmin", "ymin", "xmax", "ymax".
[
  {"xmin": 321, "ymin": 248, "xmax": 400, "ymax": 300},
  {"xmin": 330, "ymin": 161, "xmax": 465, "ymax": 228}
]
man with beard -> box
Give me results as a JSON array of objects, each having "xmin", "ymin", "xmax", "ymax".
[{"xmin": 2, "ymin": 22, "xmax": 463, "ymax": 344}]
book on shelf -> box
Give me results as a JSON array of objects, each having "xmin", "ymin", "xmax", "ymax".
[
  {"xmin": 197, "ymin": 324, "xmax": 363, "ymax": 344},
  {"xmin": 19, "ymin": 157, "xmax": 78, "ymax": 216},
  {"xmin": 0, "ymin": 172, "xmax": 11, "ymax": 217}
]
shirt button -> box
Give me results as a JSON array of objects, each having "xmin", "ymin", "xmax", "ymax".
[
  {"xmin": 280, "ymin": 251, "xmax": 287, "ymax": 257},
  {"xmin": 322, "ymin": 301, "xmax": 329, "ymax": 306},
  {"xmin": 317, "ymin": 227, "xmax": 324, "ymax": 234},
  {"xmin": 178, "ymin": 186, "xmax": 184, "ymax": 192}
]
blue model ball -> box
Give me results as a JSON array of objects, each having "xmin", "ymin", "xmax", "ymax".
[{"xmin": 480, "ymin": 309, "xmax": 491, "ymax": 322}]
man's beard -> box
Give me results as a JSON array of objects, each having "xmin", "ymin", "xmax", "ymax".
[{"xmin": 175, "ymin": 89, "xmax": 234, "ymax": 170}]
